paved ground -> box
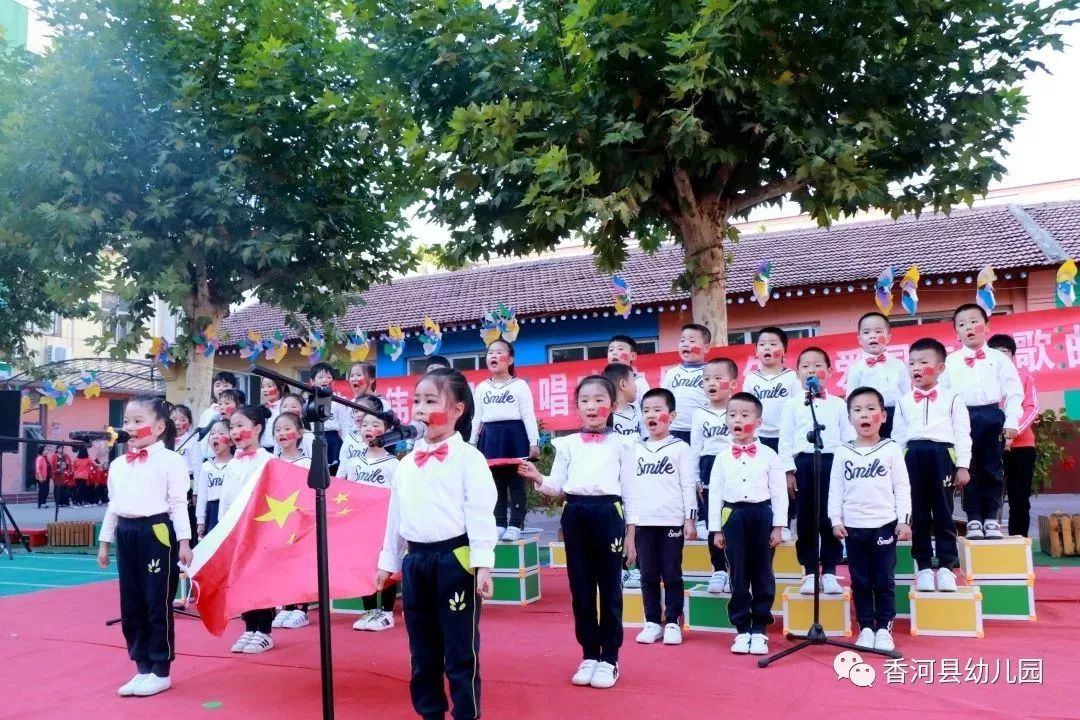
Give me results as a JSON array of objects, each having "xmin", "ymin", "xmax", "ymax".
[{"xmin": 0, "ymin": 553, "xmax": 116, "ymax": 597}]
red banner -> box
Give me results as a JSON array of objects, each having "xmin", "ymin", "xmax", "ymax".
[{"xmin": 371, "ymin": 307, "xmax": 1080, "ymax": 432}]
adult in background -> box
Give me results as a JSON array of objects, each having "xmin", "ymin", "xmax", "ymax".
[{"xmin": 35, "ymin": 447, "xmax": 51, "ymax": 509}]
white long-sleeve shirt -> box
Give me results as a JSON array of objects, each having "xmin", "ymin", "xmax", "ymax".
[
  {"xmin": 743, "ymin": 369, "xmax": 803, "ymax": 438},
  {"xmin": 891, "ymin": 385, "xmax": 973, "ymax": 469},
  {"xmin": 843, "ymin": 352, "xmax": 910, "ymax": 408},
  {"xmin": 337, "ymin": 452, "xmax": 399, "ymax": 490},
  {"xmin": 275, "ymin": 430, "xmax": 314, "ymax": 458},
  {"xmin": 175, "ymin": 430, "xmax": 204, "ymax": 481},
  {"xmin": 628, "ymin": 437, "xmax": 697, "ymax": 526},
  {"xmin": 941, "ymin": 345, "xmax": 1024, "ymax": 429},
  {"xmin": 633, "ymin": 371, "xmax": 651, "ymax": 407},
  {"xmin": 339, "ymin": 431, "xmax": 369, "ymax": 463},
  {"xmin": 538, "ymin": 432, "xmax": 636, "ymax": 501},
  {"xmin": 707, "ymin": 443, "xmax": 788, "ymax": 530},
  {"xmin": 827, "ymin": 440, "xmax": 912, "ymax": 529},
  {"xmin": 690, "ymin": 406, "xmax": 733, "ymax": 460},
  {"xmin": 218, "ymin": 448, "xmax": 273, "ymax": 518},
  {"xmin": 660, "ymin": 364, "xmax": 707, "ymax": 432},
  {"xmin": 378, "ymin": 433, "xmax": 498, "ymax": 573},
  {"xmin": 469, "ymin": 378, "xmax": 540, "ymax": 444},
  {"xmin": 259, "ymin": 400, "xmax": 283, "ymax": 448},
  {"xmin": 778, "ymin": 394, "xmax": 855, "ymax": 472},
  {"xmin": 195, "ymin": 458, "xmax": 229, "ymax": 524},
  {"xmin": 612, "ymin": 404, "xmax": 646, "ymax": 440},
  {"xmin": 100, "ymin": 442, "xmax": 191, "ymax": 543}
]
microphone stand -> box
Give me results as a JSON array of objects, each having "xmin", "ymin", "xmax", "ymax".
[
  {"xmin": 758, "ymin": 387, "xmax": 902, "ymax": 668},
  {"xmin": 0, "ymin": 436, "xmax": 88, "ymax": 558},
  {"xmin": 249, "ymin": 365, "xmax": 399, "ymax": 720}
]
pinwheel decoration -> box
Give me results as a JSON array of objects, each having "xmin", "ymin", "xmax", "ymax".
[
  {"xmin": 238, "ymin": 331, "xmax": 264, "ymax": 366},
  {"xmin": 345, "ymin": 329, "xmax": 372, "ymax": 362},
  {"xmin": 193, "ymin": 324, "xmax": 220, "ymax": 358},
  {"xmin": 383, "ymin": 326, "xmax": 406, "ymax": 361},
  {"xmin": 900, "ymin": 265, "xmax": 920, "ymax": 316},
  {"xmin": 976, "ymin": 265, "xmax": 997, "ymax": 314},
  {"xmin": 481, "ymin": 304, "xmax": 520, "ymax": 345},
  {"xmin": 874, "ymin": 266, "xmax": 895, "ymax": 315},
  {"xmin": 149, "ymin": 337, "xmax": 176, "ymax": 367},
  {"xmin": 300, "ymin": 330, "xmax": 326, "ymax": 365},
  {"xmin": 1057, "ymin": 259, "xmax": 1077, "ymax": 307},
  {"xmin": 78, "ymin": 371, "xmax": 101, "ymax": 399},
  {"xmin": 263, "ymin": 330, "xmax": 288, "ymax": 364},
  {"xmin": 612, "ymin": 275, "xmax": 632, "ymax": 318},
  {"xmin": 420, "ymin": 317, "xmax": 443, "ymax": 356},
  {"xmin": 752, "ymin": 261, "xmax": 773, "ymax": 308}
]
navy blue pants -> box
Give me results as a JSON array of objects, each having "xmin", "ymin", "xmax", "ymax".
[
  {"xmin": 562, "ymin": 495, "xmax": 625, "ymax": 665},
  {"xmin": 671, "ymin": 430, "xmax": 691, "ymax": 444},
  {"xmin": 115, "ymin": 514, "xmax": 179, "ymax": 677},
  {"xmin": 204, "ymin": 500, "xmax": 220, "ymax": 534},
  {"xmin": 722, "ymin": 501, "xmax": 775, "ymax": 634},
  {"xmin": 492, "ymin": 466, "xmax": 527, "ymax": 529},
  {"xmin": 325, "ymin": 429, "xmax": 342, "ymax": 470},
  {"xmin": 635, "ymin": 526, "xmax": 685, "ymax": 625},
  {"xmin": 242, "ymin": 608, "xmax": 274, "ymax": 633},
  {"xmin": 697, "ymin": 454, "xmax": 727, "ymax": 572},
  {"xmin": 846, "ymin": 523, "xmax": 897, "ymax": 631},
  {"xmin": 881, "ymin": 406, "xmax": 896, "ymax": 439},
  {"xmin": 402, "ymin": 535, "xmax": 481, "ymax": 720},
  {"xmin": 759, "ymin": 437, "xmax": 779, "ymax": 453},
  {"xmin": 964, "ymin": 404, "xmax": 1006, "ymax": 522},
  {"xmin": 794, "ymin": 452, "xmax": 840, "ymax": 576},
  {"xmin": 1004, "ymin": 446, "xmax": 1036, "ymax": 537},
  {"xmin": 906, "ymin": 440, "xmax": 958, "ymax": 570}
]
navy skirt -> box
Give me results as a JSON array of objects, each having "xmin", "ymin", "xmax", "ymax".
[
  {"xmin": 478, "ymin": 420, "xmax": 530, "ymax": 460},
  {"xmin": 699, "ymin": 454, "xmax": 716, "ymax": 486},
  {"xmin": 205, "ymin": 500, "xmax": 220, "ymax": 534}
]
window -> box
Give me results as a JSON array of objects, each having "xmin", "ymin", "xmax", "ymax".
[
  {"xmin": 727, "ymin": 325, "xmax": 818, "ymax": 346},
  {"xmin": 548, "ymin": 339, "xmax": 658, "ymax": 364},
  {"xmin": 890, "ymin": 307, "xmax": 1010, "ymax": 328},
  {"xmin": 406, "ymin": 351, "xmax": 486, "ymax": 375},
  {"xmin": 34, "ymin": 312, "xmax": 63, "ymax": 336},
  {"xmin": 100, "ymin": 292, "xmax": 133, "ymax": 343}
]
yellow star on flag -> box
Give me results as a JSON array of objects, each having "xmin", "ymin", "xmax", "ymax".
[
  {"xmin": 337, "ymin": 506, "xmax": 353, "ymax": 517},
  {"xmin": 255, "ymin": 490, "xmax": 301, "ymax": 529},
  {"xmin": 333, "ymin": 492, "xmax": 349, "ymax": 505}
]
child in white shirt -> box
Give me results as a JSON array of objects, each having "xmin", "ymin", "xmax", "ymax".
[
  {"xmin": 195, "ymin": 420, "xmax": 232, "ymax": 539},
  {"xmin": 843, "ymin": 312, "xmax": 909, "ymax": 438},
  {"xmin": 743, "ymin": 327, "xmax": 802, "ymax": 453},
  {"xmin": 661, "ymin": 323, "xmax": 710, "ymax": 444},
  {"xmin": 607, "ymin": 334, "xmax": 650, "ymax": 404},
  {"xmin": 604, "ymin": 362, "xmax": 645, "ymax": 440}
]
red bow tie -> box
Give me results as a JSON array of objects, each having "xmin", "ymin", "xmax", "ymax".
[
  {"xmin": 964, "ymin": 349, "xmax": 986, "ymax": 368},
  {"xmin": 125, "ymin": 448, "xmax": 148, "ymax": 463},
  {"xmin": 581, "ymin": 432, "xmax": 607, "ymax": 444},
  {"xmin": 236, "ymin": 448, "xmax": 258, "ymax": 460},
  {"xmin": 732, "ymin": 444, "xmax": 757, "ymax": 459},
  {"xmin": 914, "ymin": 389, "xmax": 938, "ymax": 403},
  {"xmin": 866, "ymin": 354, "xmax": 887, "ymax": 367},
  {"xmin": 415, "ymin": 443, "xmax": 449, "ymax": 467}
]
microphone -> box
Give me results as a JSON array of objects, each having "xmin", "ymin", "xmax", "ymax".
[
  {"xmin": 805, "ymin": 375, "xmax": 825, "ymax": 399},
  {"xmin": 70, "ymin": 428, "xmax": 131, "ymax": 446},
  {"xmin": 373, "ymin": 421, "xmax": 427, "ymax": 448}
]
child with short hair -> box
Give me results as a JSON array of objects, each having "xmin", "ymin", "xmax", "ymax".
[
  {"xmin": 629, "ymin": 388, "xmax": 697, "ymax": 646},
  {"xmin": 197, "ymin": 371, "xmax": 238, "ymax": 428},
  {"xmin": 691, "ymin": 357, "xmax": 738, "ymax": 593},
  {"xmin": 196, "ymin": 419, "xmax": 232, "ymax": 539},
  {"xmin": 171, "ymin": 404, "xmax": 202, "ymax": 558},
  {"xmin": 743, "ymin": 327, "xmax": 803, "ymax": 455},
  {"xmin": 277, "ymin": 393, "xmax": 315, "ymax": 458},
  {"xmin": 519, "ymin": 375, "xmax": 635, "ymax": 689},
  {"xmin": 893, "ymin": 337, "xmax": 971, "ymax": 592},
  {"xmin": 608, "ymin": 335, "xmax": 650, "ymax": 403},
  {"xmin": 709, "ymin": 392, "xmax": 787, "ymax": 656},
  {"xmin": 338, "ymin": 400, "xmax": 400, "ymax": 632},
  {"xmin": 310, "ymin": 362, "xmax": 344, "ymax": 470},
  {"xmin": 97, "ymin": 395, "xmax": 192, "ymax": 697},
  {"xmin": 987, "ymin": 333, "xmax": 1039, "ymax": 537},
  {"xmin": 470, "ymin": 340, "xmax": 540, "ymax": 542},
  {"xmin": 259, "ymin": 378, "xmax": 286, "ymax": 451},
  {"xmin": 376, "ymin": 369, "xmax": 496, "ymax": 719},
  {"xmin": 829, "ymin": 387, "xmax": 912, "ymax": 652},
  {"xmin": 603, "ymin": 362, "xmax": 645, "ymax": 440},
  {"xmin": 779, "ymin": 347, "xmax": 853, "ymax": 595},
  {"xmin": 844, "ymin": 312, "xmax": 909, "ymax": 438},
  {"xmin": 424, "ymin": 355, "xmax": 451, "ymax": 373},
  {"xmin": 661, "ymin": 323, "xmax": 710, "ymax": 444},
  {"xmin": 942, "ymin": 304, "xmax": 1023, "ymax": 540}
]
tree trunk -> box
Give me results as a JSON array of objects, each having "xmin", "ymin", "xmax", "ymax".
[
  {"xmin": 183, "ymin": 275, "xmax": 225, "ymax": 419},
  {"xmin": 676, "ymin": 213, "xmax": 730, "ymax": 347}
]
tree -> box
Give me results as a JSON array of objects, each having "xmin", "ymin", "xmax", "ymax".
[
  {"xmin": 371, "ymin": 0, "xmax": 1078, "ymax": 343},
  {"xmin": 0, "ymin": 0, "xmax": 416, "ymax": 408}
]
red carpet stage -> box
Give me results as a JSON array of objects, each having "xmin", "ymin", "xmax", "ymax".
[{"xmin": 2, "ymin": 567, "xmax": 1078, "ymax": 719}]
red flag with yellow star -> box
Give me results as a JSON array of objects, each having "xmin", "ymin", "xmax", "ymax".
[{"xmin": 188, "ymin": 459, "xmax": 391, "ymax": 635}]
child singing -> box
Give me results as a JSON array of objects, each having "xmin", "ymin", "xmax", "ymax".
[
  {"xmin": 843, "ymin": 313, "xmax": 909, "ymax": 437},
  {"xmin": 259, "ymin": 378, "xmax": 286, "ymax": 452},
  {"xmin": 195, "ymin": 420, "xmax": 232, "ymax": 539},
  {"xmin": 519, "ymin": 375, "xmax": 635, "ymax": 689},
  {"xmin": 828, "ymin": 387, "xmax": 911, "ymax": 652},
  {"xmin": 607, "ymin": 335, "xmax": 651, "ymax": 403},
  {"xmin": 376, "ymin": 368, "xmax": 496, "ymax": 720},
  {"xmin": 339, "ymin": 398, "xmax": 400, "ymax": 632},
  {"xmin": 97, "ymin": 395, "xmax": 192, "ymax": 697},
  {"xmin": 271, "ymin": 411, "xmax": 312, "ymax": 630},
  {"xmin": 708, "ymin": 393, "xmax": 787, "ymax": 656},
  {"xmin": 629, "ymin": 388, "xmax": 697, "ymax": 647},
  {"xmin": 218, "ymin": 405, "xmax": 275, "ymax": 654},
  {"xmin": 604, "ymin": 362, "xmax": 645, "ymax": 440},
  {"xmin": 470, "ymin": 340, "xmax": 540, "ymax": 542},
  {"xmin": 661, "ymin": 324, "xmax": 710, "ymax": 444},
  {"xmin": 277, "ymin": 393, "xmax": 315, "ymax": 458},
  {"xmin": 988, "ymin": 333, "xmax": 1039, "ymax": 537}
]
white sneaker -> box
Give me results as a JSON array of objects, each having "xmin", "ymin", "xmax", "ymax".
[
  {"xmin": 707, "ymin": 570, "xmax": 730, "ymax": 594},
  {"xmin": 352, "ymin": 609, "xmax": 377, "ymax": 630},
  {"xmin": 855, "ymin": 628, "xmax": 875, "ymax": 649},
  {"xmin": 663, "ymin": 623, "xmax": 683, "ymax": 645},
  {"xmin": 242, "ymin": 631, "xmax": 274, "ymax": 654},
  {"xmin": 749, "ymin": 633, "xmax": 768, "ymax": 655},
  {"xmin": 936, "ymin": 567, "xmax": 957, "ymax": 592},
  {"xmin": 133, "ymin": 674, "xmax": 171, "ymax": 697},
  {"xmin": 983, "ymin": 520, "xmax": 1004, "ymax": 540},
  {"xmin": 966, "ymin": 520, "xmax": 985, "ymax": 539},
  {"xmin": 496, "ymin": 527, "xmax": 506, "ymax": 540},
  {"xmin": 915, "ymin": 568, "xmax": 935, "ymax": 592},
  {"xmin": 502, "ymin": 526, "xmax": 522, "ymax": 542},
  {"xmin": 624, "ymin": 569, "xmax": 641, "ymax": 589},
  {"xmin": 364, "ymin": 610, "xmax": 395, "ymax": 632},
  {"xmin": 571, "ymin": 659, "xmax": 598, "ymax": 686},
  {"xmin": 781, "ymin": 528, "xmax": 793, "ymax": 542},
  {"xmin": 822, "ymin": 574, "xmax": 843, "ymax": 595},
  {"xmin": 230, "ymin": 631, "xmax": 254, "ymax": 652},
  {"xmin": 281, "ymin": 609, "xmax": 309, "ymax": 628},
  {"xmin": 590, "ymin": 661, "xmax": 618, "ymax": 688},
  {"xmin": 118, "ymin": 673, "xmax": 150, "ymax": 697},
  {"xmin": 730, "ymin": 633, "xmax": 751, "ymax": 654},
  {"xmin": 635, "ymin": 622, "xmax": 663, "ymax": 644},
  {"xmin": 874, "ymin": 628, "xmax": 895, "ymax": 652},
  {"xmin": 799, "ymin": 574, "xmax": 816, "ymax": 595},
  {"xmin": 272, "ymin": 610, "xmax": 291, "ymax": 628}
]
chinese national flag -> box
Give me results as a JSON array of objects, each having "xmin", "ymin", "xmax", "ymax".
[{"xmin": 188, "ymin": 459, "xmax": 391, "ymax": 636}]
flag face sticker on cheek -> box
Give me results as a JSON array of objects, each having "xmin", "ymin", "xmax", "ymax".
[
  {"xmin": 658, "ymin": 413, "xmax": 670, "ymax": 424},
  {"xmin": 427, "ymin": 411, "xmax": 449, "ymax": 425},
  {"xmin": 597, "ymin": 407, "xmax": 610, "ymax": 418},
  {"xmin": 132, "ymin": 425, "xmax": 154, "ymax": 440},
  {"xmin": 235, "ymin": 429, "xmax": 253, "ymax": 442}
]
